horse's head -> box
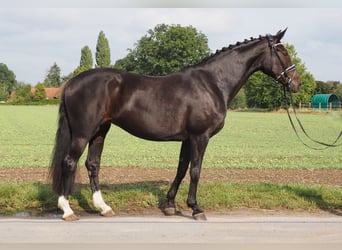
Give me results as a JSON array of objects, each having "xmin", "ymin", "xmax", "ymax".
[{"xmin": 262, "ymin": 29, "xmax": 301, "ymax": 93}]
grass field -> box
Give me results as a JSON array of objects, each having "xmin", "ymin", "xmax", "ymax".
[
  {"xmin": 0, "ymin": 105, "xmax": 341, "ymax": 169},
  {"xmin": 0, "ymin": 105, "xmax": 341, "ymax": 216}
]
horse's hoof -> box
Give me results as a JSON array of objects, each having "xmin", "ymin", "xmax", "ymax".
[
  {"xmin": 63, "ymin": 213, "xmax": 79, "ymax": 221},
  {"xmin": 102, "ymin": 209, "xmax": 115, "ymax": 217},
  {"xmin": 164, "ymin": 207, "xmax": 176, "ymax": 216},
  {"xmin": 193, "ymin": 212, "xmax": 207, "ymax": 221}
]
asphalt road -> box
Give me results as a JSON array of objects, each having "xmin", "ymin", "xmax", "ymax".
[{"xmin": 1, "ymin": 214, "xmax": 342, "ymax": 249}]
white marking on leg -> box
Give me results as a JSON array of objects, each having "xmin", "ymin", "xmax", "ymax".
[
  {"xmin": 58, "ymin": 196, "xmax": 74, "ymax": 219},
  {"xmin": 93, "ymin": 190, "xmax": 112, "ymax": 215}
]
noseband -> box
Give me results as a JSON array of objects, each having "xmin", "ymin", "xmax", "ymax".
[{"xmin": 267, "ymin": 34, "xmax": 296, "ymax": 90}]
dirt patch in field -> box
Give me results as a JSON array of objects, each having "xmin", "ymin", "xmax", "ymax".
[{"xmin": 0, "ymin": 167, "xmax": 341, "ymax": 187}]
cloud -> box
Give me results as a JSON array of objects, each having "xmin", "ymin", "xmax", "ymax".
[
  {"xmin": 1, "ymin": 8, "xmax": 342, "ymax": 83},
  {"xmin": 3, "ymin": 0, "xmax": 342, "ymax": 8}
]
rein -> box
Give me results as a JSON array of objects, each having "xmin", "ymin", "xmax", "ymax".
[
  {"xmin": 283, "ymin": 87, "xmax": 342, "ymax": 150},
  {"xmin": 266, "ymin": 34, "xmax": 342, "ymax": 150}
]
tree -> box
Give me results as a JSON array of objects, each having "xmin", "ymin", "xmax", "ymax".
[
  {"xmin": 95, "ymin": 31, "xmax": 111, "ymax": 68},
  {"xmin": 245, "ymin": 43, "xmax": 316, "ymax": 109},
  {"xmin": 80, "ymin": 46, "xmax": 93, "ymax": 69},
  {"xmin": 12, "ymin": 84, "xmax": 32, "ymax": 104},
  {"xmin": 44, "ymin": 63, "xmax": 62, "ymax": 87},
  {"xmin": 315, "ymin": 80, "xmax": 342, "ymax": 101},
  {"xmin": 315, "ymin": 81, "xmax": 331, "ymax": 94},
  {"xmin": 229, "ymin": 88, "xmax": 247, "ymax": 109},
  {"xmin": 0, "ymin": 63, "xmax": 17, "ymax": 101},
  {"xmin": 72, "ymin": 66, "xmax": 90, "ymax": 78},
  {"xmin": 287, "ymin": 44, "xmax": 316, "ymax": 105},
  {"xmin": 32, "ymin": 82, "xmax": 46, "ymax": 102},
  {"xmin": 114, "ymin": 24, "xmax": 211, "ymax": 76},
  {"xmin": 72, "ymin": 46, "xmax": 94, "ymax": 77},
  {"xmin": 0, "ymin": 83, "xmax": 8, "ymax": 102},
  {"xmin": 245, "ymin": 72, "xmax": 282, "ymax": 109},
  {"xmin": 333, "ymin": 83, "xmax": 342, "ymax": 101}
]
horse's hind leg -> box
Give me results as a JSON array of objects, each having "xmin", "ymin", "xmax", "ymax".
[
  {"xmin": 58, "ymin": 137, "xmax": 88, "ymax": 221},
  {"xmin": 85, "ymin": 123, "xmax": 114, "ymax": 217},
  {"xmin": 165, "ymin": 139, "xmax": 191, "ymax": 215}
]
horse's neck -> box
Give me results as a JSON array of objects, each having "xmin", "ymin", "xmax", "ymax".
[{"xmin": 202, "ymin": 42, "xmax": 267, "ymax": 106}]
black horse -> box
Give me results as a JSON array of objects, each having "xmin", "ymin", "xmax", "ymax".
[{"xmin": 50, "ymin": 29, "xmax": 301, "ymax": 221}]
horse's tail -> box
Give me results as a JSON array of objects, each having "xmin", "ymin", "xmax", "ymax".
[{"xmin": 50, "ymin": 91, "xmax": 70, "ymax": 194}]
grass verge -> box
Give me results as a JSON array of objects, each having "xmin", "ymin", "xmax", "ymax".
[{"xmin": 0, "ymin": 182, "xmax": 341, "ymax": 216}]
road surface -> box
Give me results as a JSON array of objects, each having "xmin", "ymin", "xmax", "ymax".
[{"xmin": 1, "ymin": 214, "xmax": 342, "ymax": 249}]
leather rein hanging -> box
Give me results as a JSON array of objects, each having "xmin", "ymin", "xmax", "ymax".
[
  {"xmin": 283, "ymin": 88, "xmax": 342, "ymax": 150},
  {"xmin": 267, "ymin": 35, "xmax": 342, "ymax": 150}
]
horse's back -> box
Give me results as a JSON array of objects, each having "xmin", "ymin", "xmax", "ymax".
[
  {"xmin": 109, "ymin": 69, "xmax": 226, "ymax": 140},
  {"xmin": 62, "ymin": 68, "xmax": 226, "ymax": 141}
]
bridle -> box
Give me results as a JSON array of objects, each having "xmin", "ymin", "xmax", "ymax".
[
  {"xmin": 266, "ymin": 34, "xmax": 342, "ymax": 150},
  {"xmin": 267, "ymin": 34, "xmax": 297, "ymax": 91}
]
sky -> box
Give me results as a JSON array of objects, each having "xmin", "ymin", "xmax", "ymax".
[{"xmin": 1, "ymin": 1, "xmax": 342, "ymax": 84}]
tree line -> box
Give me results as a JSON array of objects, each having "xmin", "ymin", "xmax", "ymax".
[
  {"xmin": 0, "ymin": 24, "xmax": 340, "ymax": 108},
  {"xmin": 0, "ymin": 30, "xmax": 112, "ymax": 104}
]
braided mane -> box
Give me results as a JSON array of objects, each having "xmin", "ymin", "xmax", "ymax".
[{"xmin": 182, "ymin": 34, "xmax": 266, "ymax": 70}]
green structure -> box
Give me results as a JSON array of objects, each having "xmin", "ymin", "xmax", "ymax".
[{"xmin": 311, "ymin": 94, "xmax": 340, "ymax": 109}]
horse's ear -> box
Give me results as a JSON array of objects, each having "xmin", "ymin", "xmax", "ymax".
[{"xmin": 275, "ymin": 28, "xmax": 287, "ymax": 42}]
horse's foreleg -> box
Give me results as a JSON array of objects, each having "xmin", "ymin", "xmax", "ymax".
[
  {"xmin": 58, "ymin": 137, "xmax": 88, "ymax": 221},
  {"xmin": 187, "ymin": 134, "xmax": 209, "ymax": 220},
  {"xmin": 165, "ymin": 139, "xmax": 191, "ymax": 216},
  {"xmin": 86, "ymin": 124, "xmax": 114, "ymax": 217}
]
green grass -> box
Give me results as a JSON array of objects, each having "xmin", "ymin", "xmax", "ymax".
[
  {"xmin": 1, "ymin": 106, "xmax": 340, "ymax": 216},
  {"xmin": 0, "ymin": 105, "xmax": 341, "ymax": 169},
  {"xmin": 0, "ymin": 182, "xmax": 341, "ymax": 216}
]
